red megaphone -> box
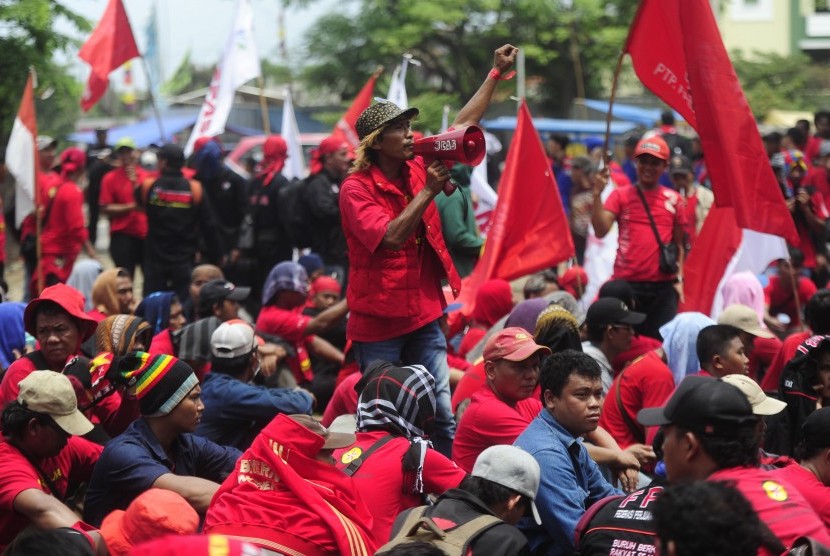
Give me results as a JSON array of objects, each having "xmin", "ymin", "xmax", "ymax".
[{"xmin": 413, "ymin": 125, "xmax": 486, "ymax": 195}]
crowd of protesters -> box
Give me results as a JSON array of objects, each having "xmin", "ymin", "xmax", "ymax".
[{"xmin": 4, "ymin": 43, "xmax": 830, "ymax": 556}]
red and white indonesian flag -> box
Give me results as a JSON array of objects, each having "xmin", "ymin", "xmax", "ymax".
[
  {"xmin": 7, "ymin": 74, "xmax": 38, "ymax": 228},
  {"xmin": 184, "ymin": 0, "xmax": 260, "ymax": 155},
  {"xmin": 280, "ymin": 87, "xmax": 306, "ymax": 180},
  {"xmin": 625, "ymin": 0, "xmax": 797, "ymax": 316}
]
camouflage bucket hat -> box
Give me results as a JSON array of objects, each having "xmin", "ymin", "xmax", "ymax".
[{"xmin": 355, "ymin": 101, "xmax": 419, "ymax": 140}]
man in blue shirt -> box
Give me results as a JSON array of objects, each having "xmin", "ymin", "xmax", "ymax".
[
  {"xmin": 514, "ymin": 349, "xmax": 620, "ymax": 555},
  {"xmin": 84, "ymin": 353, "xmax": 241, "ymax": 526},
  {"xmin": 196, "ymin": 320, "xmax": 314, "ymax": 449}
]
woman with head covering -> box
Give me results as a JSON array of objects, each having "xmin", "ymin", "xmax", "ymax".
[
  {"xmin": 333, "ymin": 361, "xmax": 466, "ymax": 543},
  {"xmin": 135, "ymin": 291, "xmax": 187, "ymax": 356},
  {"xmin": 94, "ymin": 315, "xmax": 153, "ymax": 357},
  {"xmin": 67, "ymin": 259, "xmax": 103, "ymax": 312},
  {"xmin": 89, "ymin": 267, "xmax": 135, "ymax": 321},
  {"xmin": 0, "ymin": 302, "xmax": 27, "ymax": 371},
  {"xmin": 659, "ymin": 311, "xmax": 716, "ymax": 385},
  {"xmin": 534, "ymin": 304, "xmax": 583, "ymax": 356},
  {"xmin": 458, "ymin": 279, "xmax": 514, "ymax": 359}
]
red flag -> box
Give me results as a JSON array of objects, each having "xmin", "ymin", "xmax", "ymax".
[
  {"xmin": 79, "ymin": 0, "xmax": 139, "ymax": 112},
  {"xmin": 625, "ymin": 0, "xmax": 796, "ymax": 245},
  {"xmin": 457, "ymin": 100, "xmax": 574, "ymax": 318},
  {"xmin": 331, "ymin": 73, "xmax": 378, "ymax": 148}
]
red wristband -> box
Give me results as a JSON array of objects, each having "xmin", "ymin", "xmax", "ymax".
[
  {"xmin": 70, "ymin": 520, "xmax": 98, "ymax": 550},
  {"xmin": 488, "ymin": 68, "xmax": 516, "ymax": 81}
]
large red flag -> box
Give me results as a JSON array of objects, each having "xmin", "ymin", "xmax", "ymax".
[
  {"xmin": 79, "ymin": 0, "xmax": 139, "ymax": 112},
  {"xmin": 331, "ymin": 72, "xmax": 379, "ymax": 148},
  {"xmin": 457, "ymin": 100, "xmax": 574, "ymax": 318}
]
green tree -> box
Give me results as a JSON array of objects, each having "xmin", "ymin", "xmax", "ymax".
[{"xmin": 0, "ymin": 0, "xmax": 89, "ymax": 143}]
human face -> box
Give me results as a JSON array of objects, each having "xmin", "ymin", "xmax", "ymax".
[
  {"xmin": 817, "ymin": 116, "xmax": 830, "ymax": 139},
  {"xmin": 32, "ymin": 417, "xmax": 70, "ymax": 458},
  {"xmin": 117, "ymin": 148, "xmax": 135, "ymax": 166},
  {"xmin": 713, "ymin": 337, "xmax": 749, "ymax": 377},
  {"xmin": 635, "ymin": 155, "xmax": 667, "ymax": 188},
  {"xmin": 168, "ymin": 301, "xmax": 186, "ymax": 331},
  {"xmin": 661, "ymin": 425, "xmax": 690, "ymax": 482},
  {"xmin": 670, "ymin": 171, "xmax": 692, "ymax": 193},
  {"xmin": 815, "ymin": 350, "xmax": 830, "ymax": 402},
  {"xmin": 545, "ymin": 373, "xmax": 603, "ymax": 437},
  {"xmin": 116, "ymin": 276, "xmax": 134, "ymax": 314},
  {"xmin": 737, "ymin": 331, "xmax": 756, "ymax": 358},
  {"xmin": 313, "ymin": 290, "xmax": 339, "ymax": 310},
  {"xmin": 215, "ymin": 299, "xmax": 240, "ymax": 321},
  {"xmin": 39, "ymin": 147, "xmax": 56, "ymax": 171},
  {"xmin": 35, "ymin": 312, "xmax": 81, "ymax": 370},
  {"xmin": 324, "ymin": 147, "xmax": 351, "ymax": 179},
  {"xmin": 485, "ymin": 354, "xmax": 541, "ymax": 406},
  {"xmin": 608, "ymin": 323, "xmax": 635, "ymax": 354},
  {"xmin": 166, "ymin": 385, "xmax": 204, "ymax": 433},
  {"xmin": 372, "ymin": 118, "xmax": 414, "ymax": 163},
  {"xmin": 189, "ymin": 266, "xmax": 223, "ymax": 302}
]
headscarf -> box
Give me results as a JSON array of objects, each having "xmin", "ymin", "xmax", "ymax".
[
  {"xmin": 310, "ymin": 276, "xmax": 341, "ymax": 297},
  {"xmin": 721, "ymin": 271, "xmax": 767, "ymax": 327},
  {"xmin": 256, "ymin": 135, "xmax": 287, "ymax": 186},
  {"xmin": 176, "ymin": 316, "xmax": 221, "ymax": 363},
  {"xmin": 92, "ymin": 268, "xmax": 130, "ymax": 316},
  {"xmin": 505, "ymin": 298, "xmax": 549, "ymax": 332},
  {"xmin": 659, "ymin": 312, "xmax": 716, "ymax": 385},
  {"xmin": 309, "ymin": 136, "xmax": 348, "ymax": 175},
  {"xmin": 534, "ymin": 304, "xmax": 582, "ymax": 354},
  {"xmin": 261, "ymin": 261, "xmax": 308, "ymax": 306},
  {"xmin": 472, "ymin": 279, "xmax": 514, "ymax": 328},
  {"xmin": 782, "ymin": 149, "xmax": 808, "ymax": 177},
  {"xmin": 135, "ymin": 291, "xmax": 176, "ymax": 335},
  {"xmin": 193, "ymin": 140, "xmax": 223, "ymax": 182},
  {"xmin": 355, "ymin": 361, "xmax": 436, "ymax": 439},
  {"xmin": 94, "ymin": 315, "xmax": 153, "ymax": 357},
  {"xmin": 67, "ymin": 259, "xmax": 103, "ymax": 312},
  {"xmin": 0, "ymin": 302, "xmax": 26, "ymax": 369}
]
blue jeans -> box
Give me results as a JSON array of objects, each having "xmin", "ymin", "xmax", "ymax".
[{"xmin": 353, "ymin": 319, "xmax": 455, "ymax": 457}]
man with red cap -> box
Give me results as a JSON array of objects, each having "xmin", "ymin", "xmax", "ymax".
[
  {"xmin": 453, "ymin": 327, "xmax": 550, "ymax": 472},
  {"xmin": 340, "ymin": 44, "xmax": 518, "ymax": 457},
  {"xmin": 591, "ymin": 134, "xmax": 687, "ymax": 340}
]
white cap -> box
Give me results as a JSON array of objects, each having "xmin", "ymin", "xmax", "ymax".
[{"xmin": 210, "ymin": 321, "xmax": 256, "ymax": 359}]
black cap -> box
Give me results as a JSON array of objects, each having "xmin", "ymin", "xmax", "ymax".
[
  {"xmin": 200, "ymin": 279, "xmax": 250, "ymax": 306},
  {"xmin": 355, "ymin": 101, "xmax": 419, "ymax": 140},
  {"xmin": 157, "ymin": 144, "xmax": 185, "ymax": 166},
  {"xmin": 638, "ymin": 375, "xmax": 756, "ymax": 435},
  {"xmin": 669, "ymin": 154, "xmax": 693, "ymax": 175},
  {"xmin": 802, "ymin": 407, "xmax": 830, "ymax": 450},
  {"xmin": 586, "ymin": 298, "xmax": 646, "ymax": 327}
]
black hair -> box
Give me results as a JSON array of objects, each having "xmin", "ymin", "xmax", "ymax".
[
  {"xmin": 815, "ymin": 110, "xmax": 830, "ymax": 125},
  {"xmin": 786, "ymin": 246, "xmax": 805, "ymax": 269},
  {"xmin": 676, "ymin": 424, "xmax": 760, "ymax": 469},
  {"xmin": 624, "ymin": 134, "xmax": 641, "ymax": 148},
  {"xmin": 661, "ymin": 109, "xmax": 675, "ymax": 126},
  {"xmin": 4, "ymin": 527, "xmax": 94, "ymax": 556},
  {"xmin": 32, "ymin": 300, "xmax": 74, "ymax": 322},
  {"xmin": 1, "ymin": 401, "xmax": 51, "ymax": 439},
  {"xmin": 696, "ymin": 324, "xmax": 742, "ymax": 368},
  {"xmin": 653, "ymin": 481, "xmax": 764, "ymax": 556},
  {"xmin": 585, "ymin": 322, "xmax": 606, "ymax": 345},
  {"xmin": 805, "ymin": 289, "xmax": 830, "ymax": 334},
  {"xmin": 210, "ymin": 352, "xmax": 254, "ymax": 377},
  {"xmin": 459, "ymin": 475, "xmax": 522, "ymax": 508},
  {"xmin": 539, "ymin": 349, "xmax": 601, "ymax": 401},
  {"xmin": 549, "ymin": 134, "xmax": 569, "ymax": 149},
  {"xmin": 786, "ymin": 127, "xmax": 807, "ymax": 149},
  {"xmin": 379, "ymin": 542, "xmax": 449, "ymax": 556},
  {"xmin": 523, "ymin": 269, "xmax": 559, "ymax": 299}
]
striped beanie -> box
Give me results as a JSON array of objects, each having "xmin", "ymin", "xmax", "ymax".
[{"xmin": 114, "ymin": 352, "xmax": 198, "ymax": 417}]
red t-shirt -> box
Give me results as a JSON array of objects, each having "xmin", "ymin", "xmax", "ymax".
[
  {"xmin": 764, "ymin": 276, "xmax": 817, "ymax": 329},
  {"xmin": 0, "ymin": 437, "xmax": 102, "ymax": 550},
  {"xmin": 321, "ymin": 371, "xmax": 360, "ymax": 427},
  {"xmin": 452, "ymin": 384, "xmax": 541, "ymax": 473},
  {"xmin": 803, "ymin": 165, "xmax": 830, "ymax": 199},
  {"xmin": 611, "ymin": 335, "xmax": 663, "ymax": 375},
  {"xmin": 604, "ymin": 184, "xmax": 686, "ymax": 282},
  {"xmin": 99, "ymin": 166, "xmax": 148, "ymax": 238},
  {"xmin": 148, "ymin": 328, "xmax": 176, "ymax": 356},
  {"xmin": 334, "ymin": 431, "xmax": 466, "ymax": 543},
  {"xmin": 256, "ymin": 305, "xmax": 315, "ymax": 383},
  {"xmin": 709, "ymin": 466, "xmax": 830, "ymax": 551},
  {"xmin": 805, "ymin": 136, "xmax": 823, "ymax": 169},
  {"xmin": 451, "ymin": 361, "xmax": 486, "ymax": 412},
  {"xmin": 599, "ymin": 351, "xmax": 675, "ymax": 449},
  {"xmin": 760, "ymin": 331, "xmax": 812, "ymax": 392},
  {"xmin": 773, "ymin": 463, "xmax": 830, "ymax": 530},
  {"xmin": 748, "ymin": 335, "xmax": 782, "ymax": 384},
  {"xmin": 792, "ymin": 189, "xmax": 829, "ymax": 269},
  {"xmin": 39, "ymin": 180, "xmax": 88, "ymax": 257}
]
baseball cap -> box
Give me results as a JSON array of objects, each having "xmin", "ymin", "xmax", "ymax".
[
  {"xmin": 720, "ymin": 374, "xmax": 786, "ymax": 416},
  {"xmin": 483, "ymin": 327, "xmax": 551, "ymax": 362},
  {"xmin": 288, "ymin": 414, "xmax": 356, "ymax": 449},
  {"xmin": 634, "ymin": 135, "xmax": 670, "ymax": 161},
  {"xmin": 669, "ymin": 154, "xmax": 693, "ymax": 175},
  {"xmin": 157, "ymin": 144, "xmax": 185, "ymax": 165},
  {"xmin": 17, "ymin": 371, "xmax": 93, "ymax": 436},
  {"xmin": 211, "ymin": 321, "xmax": 256, "ymax": 359},
  {"xmin": 200, "ymin": 279, "xmax": 250, "ymax": 306},
  {"xmin": 355, "ymin": 101, "xmax": 419, "ymax": 140},
  {"xmin": 802, "ymin": 407, "xmax": 830, "ymax": 450},
  {"xmin": 472, "ymin": 445, "xmax": 542, "ymax": 525},
  {"xmin": 717, "ymin": 304, "xmax": 775, "ymax": 339},
  {"xmin": 114, "ymin": 137, "xmax": 137, "ymax": 151},
  {"xmin": 586, "ymin": 298, "xmax": 646, "ymax": 327},
  {"xmin": 637, "ymin": 375, "xmax": 756, "ymax": 434},
  {"xmin": 36, "ymin": 135, "xmax": 57, "ymax": 151}
]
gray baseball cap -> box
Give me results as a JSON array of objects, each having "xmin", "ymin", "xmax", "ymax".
[{"xmin": 472, "ymin": 445, "xmax": 541, "ymax": 524}]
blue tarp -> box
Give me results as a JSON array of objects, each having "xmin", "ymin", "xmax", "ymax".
[
  {"xmin": 580, "ymin": 99, "xmax": 684, "ymax": 127},
  {"xmin": 67, "ymin": 113, "xmax": 199, "ymax": 147},
  {"xmin": 480, "ymin": 117, "xmax": 638, "ymax": 137}
]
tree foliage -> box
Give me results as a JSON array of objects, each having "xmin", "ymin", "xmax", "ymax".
[{"xmin": 0, "ymin": 0, "xmax": 89, "ymax": 143}]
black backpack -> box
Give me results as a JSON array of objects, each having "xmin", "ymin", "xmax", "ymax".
[
  {"xmin": 277, "ymin": 177, "xmax": 314, "ymax": 250},
  {"xmin": 376, "ymin": 506, "xmax": 501, "ymax": 556}
]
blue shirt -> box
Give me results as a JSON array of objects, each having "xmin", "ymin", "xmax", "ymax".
[
  {"xmin": 84, "ymin": 417, "xmax": 241, "ymax": 526},
  {"xmin": 514, "ymin": 409, "xmax": 620, "ymax": 556},
  {"xmin": 196, "ymin": 371, "xmax": 313, "ymax": 450}
]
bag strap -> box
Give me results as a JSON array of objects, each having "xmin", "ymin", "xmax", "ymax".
[
  {"xmin": 634, "ymin": 186, "xmax": 666, "ymax": 250},
  {"xmin": 343, "ymin": 434, "xmax": 396, "ymax": 476},
  {"xmin": 440, "ymin": 513, "xmax": 503, "ymax": 552},
  {"xmin": 615, "ymin": 364, "xmax": 645, "ymax": 444},
  {"xmin": 40, "ymin": 180, "xmax": 67, "ymax": 228}
]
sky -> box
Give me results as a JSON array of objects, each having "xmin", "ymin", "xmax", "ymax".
[{"xmin": 58, "ymin": 0, "xmax": 333, "ymax": 90}]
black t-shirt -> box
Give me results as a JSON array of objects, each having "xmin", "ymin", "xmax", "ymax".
[{"xmin": 576, "ymin": 485, "xmax": 663, "ymax": 556}]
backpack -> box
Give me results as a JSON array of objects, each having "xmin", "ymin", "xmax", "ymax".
[
  {"xmin": 376, "ymin": 505, "xmax": 502, "ymax": 556},
  {"xmin": 277, "ymin": 177, "xmax": 314, "ymax": 250}
]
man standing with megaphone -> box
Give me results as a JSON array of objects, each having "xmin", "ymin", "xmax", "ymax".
[{"xmin": 339, "ymin": 44, "xmax": 517, "ymax": 457}]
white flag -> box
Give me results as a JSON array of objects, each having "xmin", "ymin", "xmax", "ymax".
[
  {"xmin": 387, "ymin": 54, "xmax": 419, "ymax": 109},
  {"xmin": 184, "ymin": 0, "xmax": 260, "ymax": 155},
  {"xmin": 281, "ymin": 87, "xmax": 306, "ymax": 180},
  {"xmin": 7, "ymin": 74, "xmax": 38, "ymax": 228}
]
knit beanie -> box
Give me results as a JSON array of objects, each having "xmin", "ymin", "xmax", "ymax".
[{"xmin": 113, "ymin": 352, "xmax": 198, "ymax": 417}]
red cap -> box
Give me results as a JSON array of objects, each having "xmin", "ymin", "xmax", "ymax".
[
  {"xmin": 634, "ymin": 135, "xmax": 670, "ymax": 161},
  {"xmin": 483, "ymin": 327, "xmax": 551, "ymax": 362},
  {"xmin": 559, "ymin": 266, "xmax": 588, "ymax": 297}
]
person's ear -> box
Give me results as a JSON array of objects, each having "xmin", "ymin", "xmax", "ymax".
[
  {"xmin": 504, "ymin": 493, "xmax": 523, "ymax": 516},
  {"xmin": 711, "ymin": 354, "xmax": 724, "ymax": 372},
  {"xmin": 683, "ymin": 431, "xmax": 701, "ymax": 461},
  {"xmin": 27, "ymin": 418, "xmax": 41, "ymax": 437},
  {"xmin": 543, "ymin": 389, "xmax": 556, "ymax": 410},
  {"xmin": 484, "ymin": 361, "xmax": 497, "ymax": 381}
]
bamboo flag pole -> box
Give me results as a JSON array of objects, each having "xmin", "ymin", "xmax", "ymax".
[{"xmin": 602, "ymin": 51, "xmax": 626, "ymax": 167}]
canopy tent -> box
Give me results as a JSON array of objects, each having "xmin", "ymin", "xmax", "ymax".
[
  {"xmin": 480, "ymin": 116, "xmax": 639, "ymax": 138},
  {"xmin": 762, "ymin": 109, "xmax": 814, "ymax": 129},
  {"xmin": 577, "ymin": 99, "xmax": 684, "ymax": 127},
  {"xmin": 68, "ymin": 113, "xmax": 199, "ymax": 147}
]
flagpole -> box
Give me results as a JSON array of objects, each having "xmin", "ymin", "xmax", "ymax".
[
  {"xmin": 30, "ymin": 68, "xmax": 44, "ymax": 296},
  {"xmin": 138, "ymin": 55, "xmax": 166, "ymax": 142},
  {"xmin": 602, "ymin": 51, "xmax": 626, "ymax": 165},
  {"xmin": 258, "ymin": 76, "xmax": 271, "ymax": 133}
]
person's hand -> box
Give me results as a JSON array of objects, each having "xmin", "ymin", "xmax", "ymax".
[
  {"xmin": 617, "ymin": 467, "xmax": 640, "ymax": 494},
  {"xmin": 673, "ymin": 280, "xmax": 685, "ymax": 304},
  {"xmin": 624, "ymin": 443, "xmax": 656, "ymax": 466},
  {"xmin": 797, "ymin": 189, "xmax": 811, "ymax": 206},
  {"xmin": 593, "ymin": 167, "xmax": 610, "ymax": 195},
  {"xmin": 425, "ymin": 160, "xmax": 452, "ymax": 196},
  {"xmin": 493, "ymin": 44, "xmax": 518, "ymax": 73},
  {"xmin": 786, "ymin": 196, "xmax": 797, "ymax": 212},
  {"xmin": 765, "ymin": 315, "xmax": 786, "ymax": 334},
  {"xmin": 125, "ymin": 164, "xmax": 137, "ymax": 183},
  {"xmin": 296, "ymin": 386, "xmax": 317, "ymax": 409},
  {"xmin": 613, "ymin": 449, "xmax": 641, "ymax": 471}
]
